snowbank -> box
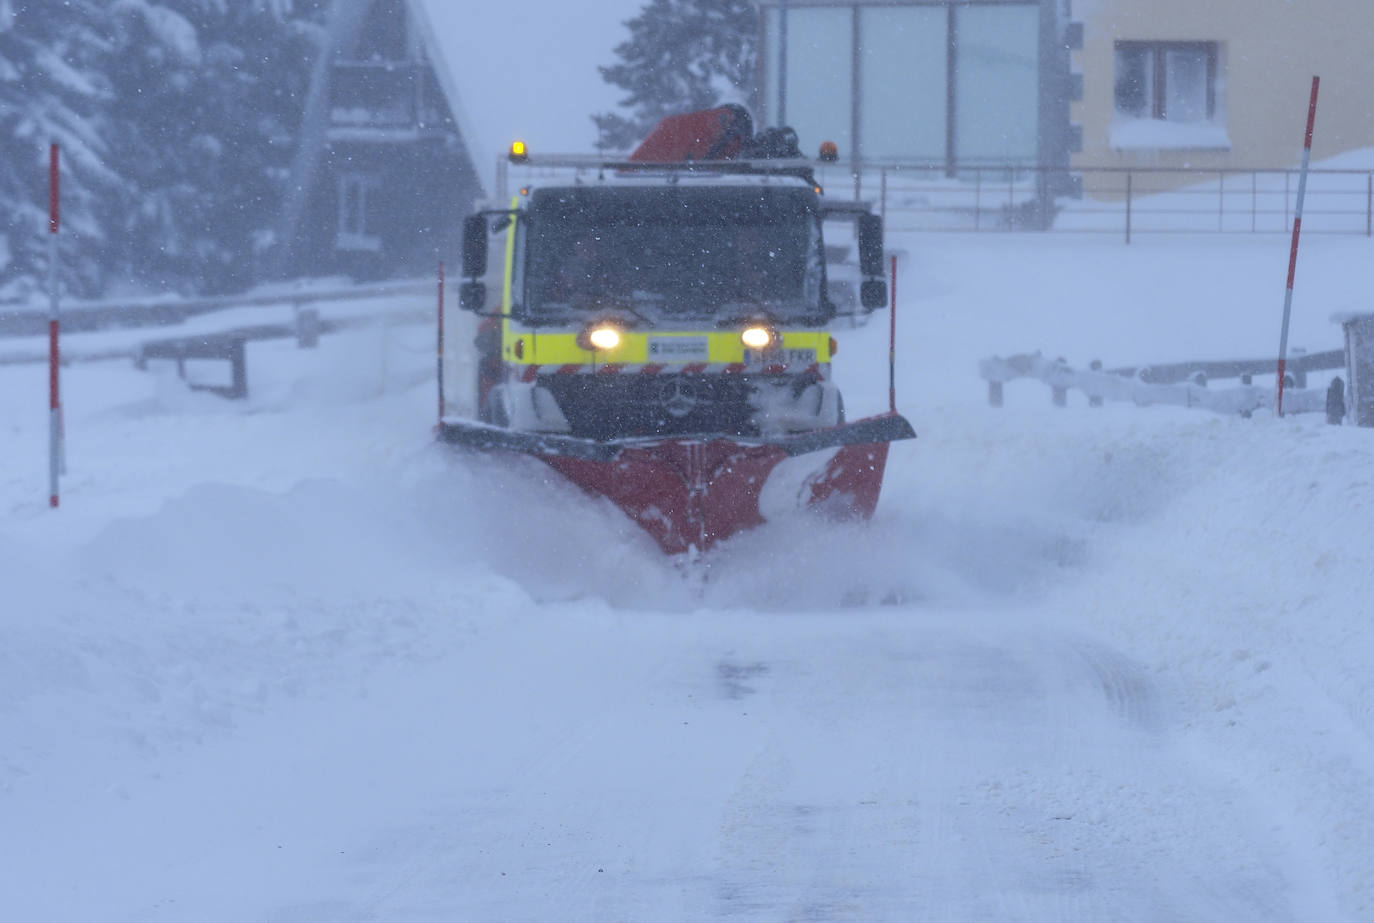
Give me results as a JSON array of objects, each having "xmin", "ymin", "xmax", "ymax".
[{"xmin": 2, "ymin": 229, "xmax": 1373, "ymax": 920}]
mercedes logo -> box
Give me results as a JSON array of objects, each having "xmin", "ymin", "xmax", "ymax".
[{"xmin": 659, "ymin": 378, "xmax": 698, "ymax": 418}]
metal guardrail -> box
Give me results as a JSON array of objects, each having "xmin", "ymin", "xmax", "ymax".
[
  {"xmin": 0, "ymin": 278, "xmax": 433, "ymax": 339},
  {"xmin": 129, "ymin": 307, "xmax": 430, "ymax": 400},
  {"xmin": 1091, "ymin": 348, "xmax": 1345, "ymax": 389},
  {"xmin": 979, "ymin": 349, "xmax": 1347, "ymax": 420},
  {"xmin": 0, "ymin": 279, "xmax": 434, "ymax": 371},
  {"xmin": 829, "ymin": 163, "xmax": 1374, "ymax": 240}
]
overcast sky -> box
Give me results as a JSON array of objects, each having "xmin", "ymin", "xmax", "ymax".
[{"xmin": 420, "ymin": 0, "xmax": 650, "ymax": 175}]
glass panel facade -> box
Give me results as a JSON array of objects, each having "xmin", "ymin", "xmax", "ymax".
[
  {"xmin": 776, "ymin": 6, "xmax": 854, "ymax": 157},
  {"xmin": 761, "ymin": 7, "xmax": 781, "ymax": 132},
  {"xmin": 859, "ymin": 6, "xmax": 946, "ymax": 162},
  {"xmin": 954, "ymin": 3, "xmax": 1040, "ymax": 164},
  {"xmin": 761, "ymin": 2, "xmax": 1044, "ymax": 167}
]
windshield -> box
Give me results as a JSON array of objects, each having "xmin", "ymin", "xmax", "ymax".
[{"xmin": 523, "ymin": 185, "xmax": 826, "ymax": 323}]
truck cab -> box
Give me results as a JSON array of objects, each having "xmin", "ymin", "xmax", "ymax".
[{"xmin": 454, "ymin": 112, "xmax": 887, "ymax": 442}]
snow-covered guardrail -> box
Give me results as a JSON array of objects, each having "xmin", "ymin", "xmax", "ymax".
[
  {"xmin": 979, "ymin": 350, "xmax": 1347, "ymax": 421},
  {"xmin": 0, "ymin": 278, "xmax": 433, "ymax": 341},
  {"xmin": 126, "ymin": 290, "xmax": 433, "ymax": 400},
  {"xmin": 0, "ymin": 279, "xmax": 433, "ymax": 367},
  {"xmin": 131, "ymin": 307, "xmax": 429, "ymax": 400}
]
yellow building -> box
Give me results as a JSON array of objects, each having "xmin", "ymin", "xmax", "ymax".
[{"xmin": 1073, "ymin": 0, "xmax": 1374, "ymax": 172}]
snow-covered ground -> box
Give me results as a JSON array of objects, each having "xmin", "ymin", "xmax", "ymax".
[{"xmin": 3, "ymin": 230, "xmax": 1373, "ymax": 921}]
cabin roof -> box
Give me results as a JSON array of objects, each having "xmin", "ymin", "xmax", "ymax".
[{"xmin": 411, "ymin": 0, "xmax": 646, "ymax": 180}]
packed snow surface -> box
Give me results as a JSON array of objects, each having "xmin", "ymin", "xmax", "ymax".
[{"xmin": 3, "ymin": 231, "xmax": 1374, "ymax": 921}]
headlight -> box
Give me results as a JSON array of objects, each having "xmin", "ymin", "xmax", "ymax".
[
  {"xmin": 741, "ymin": 325, "xmax": 775, "ymax": 349},
  {"xmin": 580, "ymin": 324, "xmax": 622, "ymax": 351}
]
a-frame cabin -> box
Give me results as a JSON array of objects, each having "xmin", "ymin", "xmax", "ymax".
[{"xmin": 277, "ymin": 0, "xmax": 485, "ymax": 281}]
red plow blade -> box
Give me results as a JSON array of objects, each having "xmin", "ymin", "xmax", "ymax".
[{"xmin": 439, "ymin": 414, "xmax": 914, "ymax": 555}]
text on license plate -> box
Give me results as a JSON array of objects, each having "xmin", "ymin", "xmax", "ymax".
[{"xmin": 744, "ymin": 347, "xmax": 816, "ymax": 367}]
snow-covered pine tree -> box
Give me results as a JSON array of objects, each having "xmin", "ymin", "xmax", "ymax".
[
  {"xmin": 101, "ymin": 0, "xmax": 325, "ymax": 294},
  {"xmin": 596, "ymin": 0, "xmax": 758, "ymax": 152},
  {"xmin": 0, "ymin": 0, "xmax": 116, "ymax": 301}
]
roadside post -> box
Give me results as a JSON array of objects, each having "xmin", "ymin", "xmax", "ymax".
[
  {"xmin": 48, "ymin": 142, "xmax": 62, "ymax": 508},
  {"xmin": 437, "ymin": 260, "xmax": 445, "ymax": 426},
  {"xmin": 1276, "ymin": 76, "xmax": 1320, "ymax": 416},
  {"xmin": 889, "ymin": 254, "xmax": 897, "ymax": 413}
]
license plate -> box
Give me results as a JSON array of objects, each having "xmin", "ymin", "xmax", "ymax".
[
  {"xmin": 744, "ymin": 347, "xmax": 816, "ymax": 368},
  {"xmin": 648, "ymin": 336, "xmax": 710, "ymax": 361}
]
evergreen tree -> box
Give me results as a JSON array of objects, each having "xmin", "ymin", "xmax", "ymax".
[
  {"xmin": 0, "ymin": 0, "xmax": 116, "ymax": 300},
  {"xmin": 101, "ymin": 0, "xmax": 325, "ymax": 294},
  {"xmin": 597, "ymin": 0, "xmax": 758, "ymax": 151}
]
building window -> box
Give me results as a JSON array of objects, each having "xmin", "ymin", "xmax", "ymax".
[
  {"xmin": 1114, "ymin": 41, "xmax": 1217, "ymax": 122},
  {"xmin": 1112, "ymin": 40, "xmax": 1227, "ymax": 150},
  {"xmin": 354, "ymin": 0, "xmax": 410, "ymax": 62},
  {"xmin": 337, "ymin": 173, "xmax": 382, "ymax": 252}
]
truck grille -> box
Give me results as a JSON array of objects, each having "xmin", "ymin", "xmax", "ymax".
[{"xmin": 540, "ymin": 373, "xmax": 765, "ymax": 439}]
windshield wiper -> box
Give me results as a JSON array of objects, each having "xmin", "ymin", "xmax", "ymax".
[
  {"xmin": 568, "ymin": 296, "xmax": 654, "ymax": 326},
  {"xmin": 715, "ymin": 299, "xmax": 831, "ymax": 328}
]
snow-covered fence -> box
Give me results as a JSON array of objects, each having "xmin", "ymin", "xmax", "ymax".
[
  {"xmin": 835, "ymin": 164, "xmax": 1374, "ymax": 239},
  {"xmin": 979, "ymin": 349, "xmax": 1347, "ymax": 420}
]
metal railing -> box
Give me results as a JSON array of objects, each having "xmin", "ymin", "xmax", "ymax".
[
  {"xmin": 493, "ymin": 155, "xmax": 1373, "ymax": 240},
  {"xmin": 979, "ymin": 348, "xmax": 1348, "ymax": 420},
  {"xmin": 0, "ymin": 278, "xmax": 432, "ymax": 340},
  {"xmin": 0, "ymin": 278, "xmax": 434, "ymax": 368},
  {"xmin": 828, "ymin": 163, "xmax": 1374, "ymax": 241}
]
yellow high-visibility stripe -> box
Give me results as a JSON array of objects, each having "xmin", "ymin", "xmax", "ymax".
[
  {"xmin": 504, "ymin": 329, "xmax": 832, "ymax": 366},
  {"xmin": 500, "ymin": 196, "xmax": 519, "ymax": 361}
]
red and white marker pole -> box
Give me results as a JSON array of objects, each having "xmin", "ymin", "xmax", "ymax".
[
  {"xmin": 436, "ymin": 260, "xmax": 445, "ymax": 426},
  {"xmin": 1276, "ymin": 76, "xmax": 1320, "ymax": 417},
  {"xmin": 888, "ymin": 254, "xmax": 898, "ymax": 414},
  {"xmin": 47, "ymin": 143, "xmax": 62, "ymax": 508}
]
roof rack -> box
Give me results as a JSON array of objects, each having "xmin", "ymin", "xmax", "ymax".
[{"xmin": 510, "ymin": 154, "xmax": 820, "ymax": 186}]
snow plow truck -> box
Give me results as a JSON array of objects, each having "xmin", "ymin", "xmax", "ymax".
[{"xmin": 437, "ymin": 105, "xmax": 915, "ymax": 555}]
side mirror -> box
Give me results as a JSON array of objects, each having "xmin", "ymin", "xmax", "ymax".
[
  {"xmin": 857, "ymin": 213, "xmax": 884, "ymax": 277},
  {"xmin": 462, "ymin": 214, "xmax": 488, "ymax": 278},
  {"xmin": 860, "ymin": 280, "xmax": 888, "ymax": 311},
  {"xmin": 459, "ymin": 281, "xmax": 487, "ymax": 312}
]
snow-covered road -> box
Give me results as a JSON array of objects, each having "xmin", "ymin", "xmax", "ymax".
[{"xmin": 3, "ymin": 232, "xmax": 1373, "ymax": 921}]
